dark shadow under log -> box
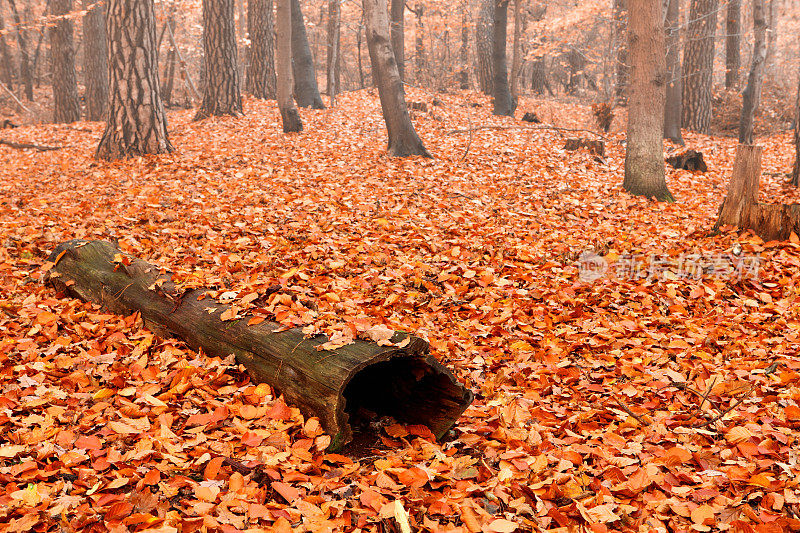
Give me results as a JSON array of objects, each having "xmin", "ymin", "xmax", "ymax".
[{"xmin": 45, "ymin": 240, "xmax": 473, "ymax": 450}]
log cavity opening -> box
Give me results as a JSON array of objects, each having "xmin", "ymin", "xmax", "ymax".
[{"xmin": 343, "ymin": 357, "xmax": 466, "ymax": 437}]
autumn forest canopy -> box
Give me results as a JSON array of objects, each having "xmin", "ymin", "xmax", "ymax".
[{"xmin": 2, "ymin": 0, "xmax": 800, "ymax": 532}]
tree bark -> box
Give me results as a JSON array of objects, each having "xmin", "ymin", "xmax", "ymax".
[
  {"xmin": 246, "ymin": 0, "xmax": 277, "ymax": 99},
  {"xmin": 363, "ymin": 0, "xmax": 430, "ymax": 157},
  {"xmin": 509, "ymin": 0, "xmax": 523, "ymax": 102},
  {"xmin": 45, "ymin": 240, "xmax": 473, "ymax": 451},
  {"xmin": 50, "ymin": 0, "xmax": 81, "ymax": 123},
  {"xmin": 715, "ymin": 144, "xmax": 762, "ymax": 228},
  {"xmin": 291, "ymin": 0, "xmax": 324, "ymax": 109},
  {"xmin": 793, "ymin": 72, "xmax": 800, "ymax": 187},
  {"xmin": 765, "ymin": 0, "xmax": 776, "ymax": 73},
  {"xmin": 7, "ymin": 0, "xmax": 33, "ymax": 100},
  {"xmin": 83, "ymin": 0, "xmax": 108, "ymax": 121},
  {"xmin": 664, "ymin": 0, "xmax": 683, "ymax": 144},
  {"xmin": 326, "ymin": 0, "xmax": 340, "ymax": 105},
  {"xmin": 458, "ymin": 1, "xmax": 469, "ymax": 89},
  {"xmin": 276, "ymin": 0, "xmax": 303, "ymax": 132},
  {"xmin": 739, "ymin": 0, "xmax": 767, "ymax": 145},
  {"xmin": 475, "ymin": 0, "xmax": 493, "ymax": 95},
  {"xmin": 96, "ymin": 0, "xmax": 173, "ymax": 160},
  {"xmin": 682, "ymin": 0, "xmax": 718, "ymax": 133},
  {"xmin": 390, "ymin": 0, "xmax": 404, "ymax": 80},
  {"xmin": 612, "ymin": 0, "xmax": 628, "ymax": 105},
  {"xmin": 413, "ymin": 3, "xmax": 426, "ymax": 86},
  {"xmin": 0, "ymin": 10, "xmax": 15, "ymax": 89},
  {"xmin": 492, "ymin": 0, "xmax": 514, "ymax": 116},
  {"xmin": 623, "ymin": 0, "xmax": 673, "ymax": 202},
  {"xmin": 725, "ymin": 0, "xmax": 741, "ymax": 89},
  {"xmin": 194, "ymin": 0, "xmax": 243, "ymax": 120}
]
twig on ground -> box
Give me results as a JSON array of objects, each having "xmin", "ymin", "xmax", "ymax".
[
  {"xmin": 695, "ymin": 385, "xmax": 754, "ymax": 428},
  {"xmin": 447, "ymin": 124, "xmax": 609, "ymax": 141},
  {"xmin": 0, "ymin": 138, "xmax": 62, "ymax": 152},
  {"xmin": 610, "ymin": 394, "xmax": 648, "ymax": 426}
]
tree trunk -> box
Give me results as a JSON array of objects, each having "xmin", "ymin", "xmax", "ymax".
[
  {"xmin": 246, "ymin": 0, "xmax": 277, "ymax": 99},
  {"xmin": 390, "ymin": 0, "xmax": 404, "ymax": 80},
  {"xmin": 682, "ymin": 0, "xmax": 718, "ymax": 133},
  {"xmin": 276, "ymin": 0, "xmax": 302, "ymax": 132},
  {"xmin": 765, "ymin": 0, "xmax": 776, "ymax": 74},
  {"xmin": 739, "ymin": 0, "xmax": 767, "ymax": 145},
  {"xmin": 96, "ymin": 0, "xmax": 173, "ymax": 160},
  {"xmin": 492, "ymin": 0, "xmax": 514, "ymax": 116},
  {"xmin": 7, "ymin": 0, "xmax": 33, "ymax": 100},
  {"xmin": 413, "ymin": 3, "xmax": 426, "ymax": 86},
  {"xmin": 509, "ymin": 0, "xmax": 523, "ymax": 102},
  {"xmin": 475, "ymin": 0, "xmax": 493, "ymax": 95},
  {"xmin": 363, "ymin": 0, "xmax": 430, "ymax": 157},
  {"xmin": 623, "ymin": 0, "xmax": 673, "ymax": 202},
  {"xmin": 46, "ymin": 240, "xmax": 473, "ymax": 451},
  {"xmin": 725, "ymin": 0, "xmax": 741, "ymax": 89},
  {"xmin": 83, "ymin": 0, "xmax": 108, "ymax": 121},
  {"xmin": 715, "ymin": 144, "xmax": 762, "ymax": 228},
  {"xmin": 0, "ymin": 11, "xmax": 15, "ymax": 89},
  {"xmin": 793, "ymin": 72, "xmax": 800, "ymax": 187},
  {"xmin": 50, "ymin": 0, "xmax": 81, "ymax": 123},
  {"xmin": 531, "ymin": 55, "xmax": 551, "ymax": 95},
  {"xmin": 326, "ymin": 0, "xmax": 340, "ymax": 104},
  {"xmin": 458, "ymin": 2, "xmax": 469, "ymax": 89},
  {"xmin": 612, "ymin": 0, "xmax": 628, "ymax": 105},
  {"xmin": 291, "ymin": 0, "xmax": 324, "ymax": 109},
  {"xmin": 161, "ymin": 47, "xmax": 176, "ymax": 106},
  {"xmin": 194, "ymin": 0, "xmax": 243, "ymax": 120},
  {"xmin": 664, "ymin": 0, "xmax": 683, "ymax": 144}
]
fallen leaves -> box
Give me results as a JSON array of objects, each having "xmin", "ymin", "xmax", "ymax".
[{"xmin": 0, "ymin": 90, "xmax": 799, "ymax": 532}]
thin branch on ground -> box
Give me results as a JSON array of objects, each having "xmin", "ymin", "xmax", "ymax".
[
  {"xmin": 447, "ymin": 124, "xmax": 610, "ymax": 141},
  {"xmin": 0, "ymin": 139, "xmax": 62, "ymax": 152}
]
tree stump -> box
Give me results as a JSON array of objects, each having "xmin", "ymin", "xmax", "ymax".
[
  {"xmin": 666, "ymin": 150, "xmax": 708, "ymax": 172},
  {"xmin": 44, "ymin": 240, "xmax": 473, "ymax": 450},
  {"xmin": 564, "ymin": 138, "xmax": 605, "ymax": 157}
]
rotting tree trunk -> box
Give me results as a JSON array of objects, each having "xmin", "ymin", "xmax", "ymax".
[
  {"xmin": 682, "ymin": 0, "xmax": 718, "ymax": 133},
  {"xmin": 363, "ymin": 0, "xmax": 430, "ymax": 157},
  {"xmin": 390, "ymin": 0, "xmax": 404, "ymax": 80},
  {"xmin": 291, "ymin": 0, "xmax": 325, "ymax": 109},
  {"xmin": 7, "ymin": 0, "xmax": 33, "ymax": 100},
  {"xmin": 194, "ymin": 0, "xmax": 243, "ymax": 120},
  {"xmin": 83, "ymin": 0, "xmax": 107, "ymax": 121},
  {"xmin": 716, "ymin": 145, "xmax": 762, "ymax": 228},
  {"xmin": 246, "ymin": 0, "xmax": 277, "ymax": 99},
  {"xmin": 326, "ymin": 0, "xmax": 340, "ymax": 105},
  {"xmin": 612, "ymin": 0, "xmax": 628, "ymax": 105},
  {"xmin": 45, "ymin": 240, "xmax": 473, "ymax": 451},
  {"xmin": 50, "ymin": 0, "xmax": 81, "ymax": 123},
  {"xmin": 739, "ymin": 0, "xmax": 766, "ymax": 146},
  {"xmin": 277, "ymin": 0, "xmax": 302, "ymax": 132},
  {"xmin": 623, "ymin": 0, "xmax": 673, "ymax": 202},
  {"xmin": 726, "ymin": 0, "xmax": 741, "ymax": 89},
  {"xmin": 475, "ymin": 0, "xmax": 493, "ymax": 95},
  {"xmin": 492, "ymin": 0, "xmax": 514, "ymax": 116},
  {"xmin": 96, "ymin": 0, "xmax": 173, "ymax": 160},
  {"xmin": 664, "ymin": 0, "xmax": 683, "ymax": 144}
]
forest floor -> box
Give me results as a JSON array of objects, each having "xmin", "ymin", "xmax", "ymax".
[{"xmin": 1, "ymin": 89, "xmax": 800, "ymax": 532}]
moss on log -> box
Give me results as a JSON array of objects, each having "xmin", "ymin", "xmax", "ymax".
[{"xmin": 45, "ymin": 240, "xmax": 473, "ymax": 450}]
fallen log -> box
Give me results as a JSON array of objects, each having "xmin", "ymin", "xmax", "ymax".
[
  {"xmin": 45, "ymin": 240, "xmax": 473, "ymax": 450},
  {"xmin": 0, "ymin": 138, "xmax": 62, "ymax": 151}
]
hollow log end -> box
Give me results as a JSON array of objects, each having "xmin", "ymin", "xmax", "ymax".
[{"xmin": 329, "ymin": 334, "xmax": 473, "ymax": 450}]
